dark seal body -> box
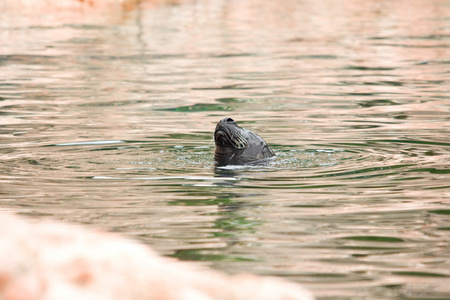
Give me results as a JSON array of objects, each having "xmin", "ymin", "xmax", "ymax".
[{"xmin": 214, "ymin": 117, "xmax": 275, "ymax": 166}]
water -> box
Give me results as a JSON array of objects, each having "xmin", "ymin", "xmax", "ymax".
[{"xmin": 1, "ymin": 0, "xmax": 450, "ymax": 298}]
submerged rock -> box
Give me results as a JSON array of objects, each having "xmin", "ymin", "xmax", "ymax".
[{"xmin": 0, "ymin": 212, "xmax": 314, "ymax": 300}]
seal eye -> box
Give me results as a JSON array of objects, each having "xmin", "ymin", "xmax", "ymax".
[{"xmin": 226, "ymin": 118, "xmax": 234, "ymax": 123}]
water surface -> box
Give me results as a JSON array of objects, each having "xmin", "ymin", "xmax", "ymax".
[{"xmin": 1, "ymin": 0, "xmax": 450, "ymax": 299}]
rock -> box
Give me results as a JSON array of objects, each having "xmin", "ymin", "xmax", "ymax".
[{"xmin": 0, "ymin": 212, "xmax": 314, "ymax": 300}]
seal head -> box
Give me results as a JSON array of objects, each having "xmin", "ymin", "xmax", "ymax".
[{"xmin": 214, "ymin": 117, "xmax": 275, "ymax": 166}]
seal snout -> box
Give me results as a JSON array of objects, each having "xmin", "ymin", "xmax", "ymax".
[
  {"xmin": 214, "ymin": 117, "xmax": 238, "ymax": 147},
  {"xmin": 219, "ymin": 117, "xmax": 236, "ymax": 125},
  {"xmin": 215, "ymin": 117, "xmax": 237, "ymax": 134}
]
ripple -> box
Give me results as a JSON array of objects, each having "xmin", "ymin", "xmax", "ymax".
[{"xmin": 51, "ymin": 140, "xmax": 125, "ymax": 147}]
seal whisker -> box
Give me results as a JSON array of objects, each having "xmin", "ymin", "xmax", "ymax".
[
  {"xmin": 231, "ymin": 132, "xmax": 248, "ymax": 149},
  {"xmin": 237, "ymin": 134, "xmax": 248, "ymax": 149},
  {"xmin": 227, "ymin": 153, "xmax": 236, "ymax": 162}
]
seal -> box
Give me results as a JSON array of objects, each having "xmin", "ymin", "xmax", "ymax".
[{"xmin": 214, "ymin": 117, "xmax": 275, "ymax": 166}]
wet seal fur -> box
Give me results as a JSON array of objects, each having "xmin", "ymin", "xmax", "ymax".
[{"xmin": 214, "ymin": 117, "xmax": 276, "ymax": 166}]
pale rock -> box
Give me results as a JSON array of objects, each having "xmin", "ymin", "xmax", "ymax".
[{"xmin": 0, "ymin": 212, "xmax": 314, "ymax": 300}]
